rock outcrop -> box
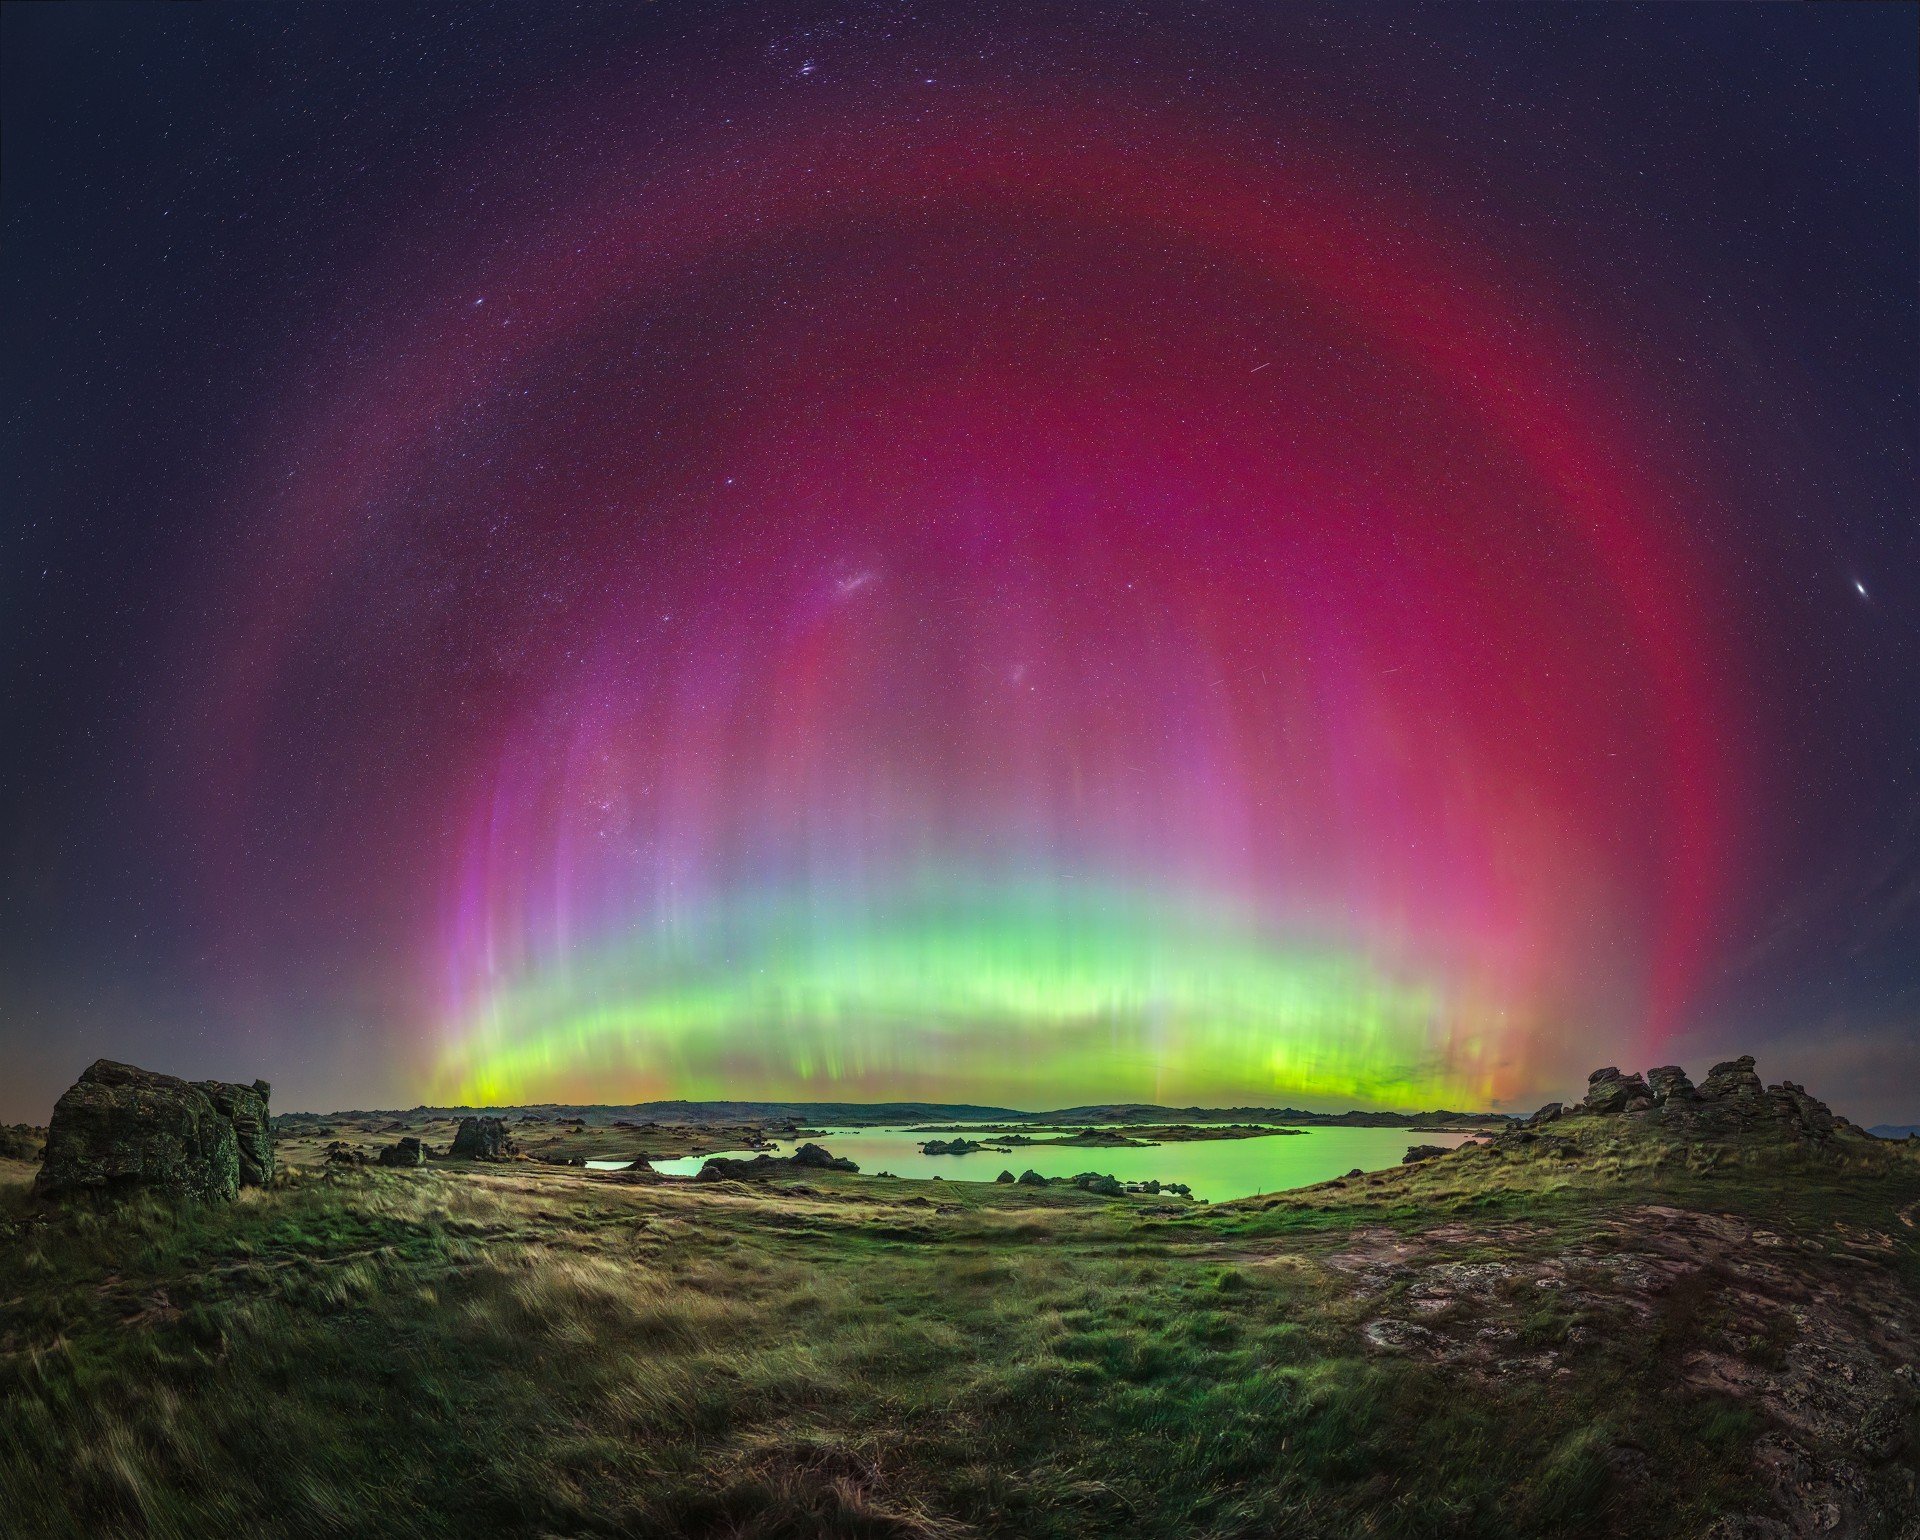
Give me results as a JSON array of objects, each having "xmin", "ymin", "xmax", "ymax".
[
  {"xmin": 34, "ymin": 1059, "xmax": 273, "ymax": 1202},
  {"xmin": 1699, "ymin": 1055, "xmax": 1764, "ymax": 1101},
  {"xmin": 995, "ymin": 1169, "xmax": 1016, "ymax": 1183},
  {"xmin": 1526, "ymin": 1055, "xmax": 1839, "ymax": 1144},
  {"xmin": 1016, "ymin": 1168, "xmax": 1047, "ymax": 1186},
  {"xmin": 1583, "ymin": 1067, "xmax": 1652, "ymax": 1115},
  {"xmin": 1645, "ymin": 1066, "xmax": 1695, "ymax": 1105},
  {"xmin": 448, "ymin": 1115, "xmax": 517, "ymax": 1160},
  {"xmin": 377, "ymin": 1136, "xmax": 425, "ymax": 1168},
  {"xmin": 1403, "ymin": 1144, "xmax": 1450, "ymax": 1164}
]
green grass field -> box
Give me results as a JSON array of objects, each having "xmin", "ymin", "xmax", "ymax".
[{"xmin": 3, "ymin": 1114, "xmax": 1917, "ymax": 1538}]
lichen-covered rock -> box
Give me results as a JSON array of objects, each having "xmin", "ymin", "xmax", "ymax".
[
  {"xmin": 1766, "ymin": 1082, "xmax": 1835, "ymax": 1139},
  {"xmin": 449, "ymin": 1115, "xmax": 516, "ymax": 1160},
  {"xmin": 34, "ymin": 1060, "xmax": 241, "ymax": 1202},
  {"xmin": 1646, "ymin": 1066, "xmax": 1696, "ymax": 1104},
  {"xmin": 1583, "ymin": 1067, "xmax": 1651, "ymax": 1114},
  {"xmin": 377, "ymin": 1136, "xmax": 425, "ymax": 1168},
  {"xmin": 1699, "ymin": 1055, "xmax": 1764, "ymax": 1101},
  {"xmin": 197, "ymin": 1078, "xmax": 273, "ymax": 1186}
]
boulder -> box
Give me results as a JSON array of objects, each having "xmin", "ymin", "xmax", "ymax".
[
  {"xmin": 449, "ymin": 1115, "xmax": 517, "ymax": 1160},
  {"xmin": 1646, "ymin": 1066, "xmax": 1696, "ymax": 1105},
  {"xmin": 1698, "ymin": 1055, "xmax": 1764, "ymax": 1101},
  {"xmin": 1583, "ymin": 1067, "xmax": 1650, "ymax": 1115},
  {"xmin": 789, "ymin": 1142, "xmax": 858, "ymax": 1172},
  {"xmin": 33, "ymin": 1059, "xmax": 273, "ymax": 1203},
  {"xmin": 325, "ymin": 1140, "xmax": 365, "ymax": 1167},
  {"xmin": 1523, "ymin": 1102, "xmax": 1564, "ymax": 1127},
  {"xmin": 197, "ymin": 1078, "xmax": 274, "ymax": 1186},
  {"xmin": 995, "ymin": 1169, "xmax": 1016, "ymax": 1183},
  {"xmin": 1403, "ymin": 1144, "xmax": 1450, "ymax": 1164},
  {"xmin": 1016, "ymin": 1168, "xmax": 1047, "ymax": 1186},
  {"xmin": 1071, "ymin": 1171, "xmax": 1124, "ymax": 1196},
  {"xmin": 376, "ymin": 1136, "xmax": 425, "ymax": 1168}
]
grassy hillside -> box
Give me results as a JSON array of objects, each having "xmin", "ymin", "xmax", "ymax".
[{"xmin": 3, "ymin": 1112, "xmax": 1917, "ymax": 1538}]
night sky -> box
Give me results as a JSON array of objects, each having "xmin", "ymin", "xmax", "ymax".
[{"xmin": 3, "ymin": 3, "xmax": 1915, "ymax": 1123}]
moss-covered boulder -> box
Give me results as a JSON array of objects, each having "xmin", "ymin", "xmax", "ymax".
[
  {"xmin": 34, "ymin": 1060, "xmax": 250, "ymax": 1202},
  {"xmin": 196, "ymin": 1078, "xmax": 274, "ymax": 1186}
]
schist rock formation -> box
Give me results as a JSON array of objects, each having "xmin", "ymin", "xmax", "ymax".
[
  {"xmin": 1503, "ymin": 1055, "xmax": 1840, "ymax": 1143},
  {"xmin": 33, "ymin": 1059, "xmax": 274, "ymax": 1203}
]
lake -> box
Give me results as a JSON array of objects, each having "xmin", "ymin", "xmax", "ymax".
[{"xmin": 590, "ymin": 1124, "xmax": 1476, "ymax": 1202}]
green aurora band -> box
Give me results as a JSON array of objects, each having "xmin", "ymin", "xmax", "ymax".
[{"xmin": 433, "ymin": 880, "xmax": 1523, "ymax": 1109}]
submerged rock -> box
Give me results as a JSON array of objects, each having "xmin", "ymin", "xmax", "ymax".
[
  {"xmin": 919, "ymin": 1137, "xmax": 987, "ymax": 1156},
  {"xmin": 449, "ymin": 1115, "xmax": 517, "ymax": 1160},
  {"xmin": 34, "ymin": 1059, "xmax": 272, "ymax": 1203}
]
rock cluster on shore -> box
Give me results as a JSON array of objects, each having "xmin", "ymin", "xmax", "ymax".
[
  {"xmin": 695, "ymin": 1142, "xmax": 860, "ymax": 1181},
  {"xmin": 34, "ymin": 1059, "xmax": 274, "ymax": 1202}
]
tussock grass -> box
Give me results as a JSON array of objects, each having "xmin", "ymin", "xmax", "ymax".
[{"xmin": 3, "ymin": 1131, "xmax": 1917, "ymax": 1538}]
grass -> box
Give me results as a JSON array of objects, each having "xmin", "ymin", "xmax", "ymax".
[{"xmin": 2, "ymin": 1117, "xmax": 1917, "ymax": 1538}]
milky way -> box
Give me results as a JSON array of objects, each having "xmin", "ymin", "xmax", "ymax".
[{"xmin": 6, "ymin": 5, "xmax": 1915, "ymax": 1118}]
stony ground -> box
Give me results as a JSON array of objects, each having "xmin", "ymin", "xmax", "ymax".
[{"xmin": 3, "ymin": 1112, "xmax": 1918, "ymax": 1538}]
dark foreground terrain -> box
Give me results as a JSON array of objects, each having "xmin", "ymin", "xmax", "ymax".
[{"xmin": 3, "ymin": 1068, "xmax": 1918, "ymax": 1538}]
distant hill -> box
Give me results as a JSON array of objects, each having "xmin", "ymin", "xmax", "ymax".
[
  {"xmin": 274, "ymin": 1099, "xmax": 1031, "ymax": 1127},
  {"xmin": 1869, "ymin": 1124, "xmax": 1919, "ymax": 1140},
  {"xmin": 272, "ymin": 1097, "xmax": 1506, "ymax": 1128},
  {"xmin": 1031, "ymin": 1103, "xmax": 1508, "ymax": 1128}
]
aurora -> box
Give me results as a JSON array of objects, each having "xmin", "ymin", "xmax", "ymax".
[
  {"xmin": 433, "ymin": 873, "xmax": 1520, "ymax": 1108},
  {"xmin": 5, "ymin": 3, "xmax": 1912, "ymax": 1125}
]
